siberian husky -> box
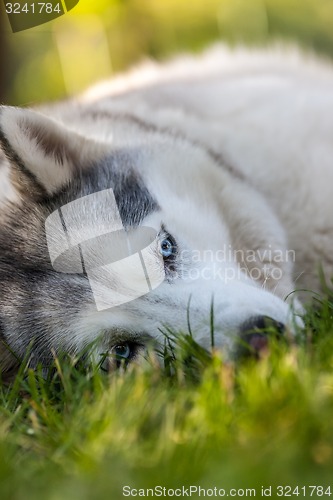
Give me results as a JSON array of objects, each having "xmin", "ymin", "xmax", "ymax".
[{"xmin": 0, "ymin": 45, "xmax": 333, "ymax": 375}]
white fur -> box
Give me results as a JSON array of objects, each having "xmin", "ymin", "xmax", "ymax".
[{"xmin": 78, "ymin": 44, "xmax": 333, "ymax": 299}]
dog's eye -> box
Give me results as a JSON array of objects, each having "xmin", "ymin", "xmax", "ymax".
[
  {"xmin": 113, "ymin": 343, "xmax": 131, "ymax": 360},
  {"xmin": 160, "ymin": 236, "xmax": 176, "ymax": 259},
  {"xmin": 100, "ymin": 342, "xmax": 140, "ymax": 372}
]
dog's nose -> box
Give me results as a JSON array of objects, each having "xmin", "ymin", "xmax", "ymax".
[{"xmin": 237, "ymin": 315, "xmax": 286, "ymax": 359}]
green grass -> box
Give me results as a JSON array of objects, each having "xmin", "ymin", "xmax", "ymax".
[{"xmin": 1, "ymin": 289, "xmax": 333, "ymax": 499}]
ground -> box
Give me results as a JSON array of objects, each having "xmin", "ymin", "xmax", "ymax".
[{"xmin": 1, "ymin": 287, "xmax": 333, "ymax": 499}]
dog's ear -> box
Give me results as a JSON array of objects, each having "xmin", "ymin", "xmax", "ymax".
[{"xmin": 0, "ymin": 105, "xmax": 105, "ymax": 197}]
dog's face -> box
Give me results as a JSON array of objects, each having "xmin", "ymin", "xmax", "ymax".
[{"xmin": 0, "ymin": 106, "xmax": 301, "ymax": 374}]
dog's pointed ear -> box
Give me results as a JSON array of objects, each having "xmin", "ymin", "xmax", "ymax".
[{"xmin": 0, "ymin": 105, "xmax": 104, "ymax": 197}]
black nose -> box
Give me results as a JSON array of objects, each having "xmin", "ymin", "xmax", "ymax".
[{"xmin": 237, "ymin": 315, "xmax": 286, "ymax": 359}]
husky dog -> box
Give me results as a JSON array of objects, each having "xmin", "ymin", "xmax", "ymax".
[{"xmin": 0, "ymin": 45, "xmax": 333, "ymax": 375}]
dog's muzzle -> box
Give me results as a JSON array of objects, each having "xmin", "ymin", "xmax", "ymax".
[{"xmin": 236, "ymin": 315, "xmax": 286, "ymax": 359}]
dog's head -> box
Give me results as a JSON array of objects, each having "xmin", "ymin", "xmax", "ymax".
[{"xmin": 0, "ymin": 105, "xmax": 302, "ymax": 375}]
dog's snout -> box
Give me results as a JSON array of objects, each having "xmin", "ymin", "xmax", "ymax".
[
  {"xmin": 237, "ymin": 315, "xmax": 286, "ymax": 359},
  {"xmin": 240, "ymin": 316, "xmax": 285, "ymax": 335}
]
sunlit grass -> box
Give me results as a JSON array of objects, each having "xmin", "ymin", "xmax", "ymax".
[{"xmin": 1, "ymin": 287, "xmax": 333, "ymax": 499}]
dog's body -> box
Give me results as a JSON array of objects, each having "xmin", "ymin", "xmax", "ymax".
[{"xmin": 0, "ymin": 45, "xmax": 333, "ymax": 373}]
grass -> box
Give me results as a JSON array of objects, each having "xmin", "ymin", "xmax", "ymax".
[{"xmin": 1, "ymin": 288, "xmax": 333, "ymax": 499}]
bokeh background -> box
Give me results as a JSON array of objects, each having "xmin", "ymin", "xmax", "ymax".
[{"xmin": 1, "ymin": 0, "xmax": 333, "ymax": 106}]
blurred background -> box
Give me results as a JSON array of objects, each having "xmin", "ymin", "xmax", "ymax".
[{"xmin": 1, "ymin": 0, "xmax": 333, "ymax": 106}]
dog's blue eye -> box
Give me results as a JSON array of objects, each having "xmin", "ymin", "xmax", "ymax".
[
  {"xmin": 113, "ymin": 343, "xmax": 131, "ymax": 359},
  {"xmin": 160, "ymin": 238, "xmax": 174, "ymax": 258},
  {"xmin": 100, "ymin": 342, "xmax": 140, "ymax": 372}
]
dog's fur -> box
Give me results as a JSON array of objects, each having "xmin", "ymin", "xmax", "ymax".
[{"xmin": 0, "ymin": 45, "xmax": 333, "ymax": 374}]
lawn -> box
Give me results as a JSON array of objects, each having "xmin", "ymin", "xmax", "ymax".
[{"xmin": 1, "ymin": 288, "xmax": 333, "ymax": 499}]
